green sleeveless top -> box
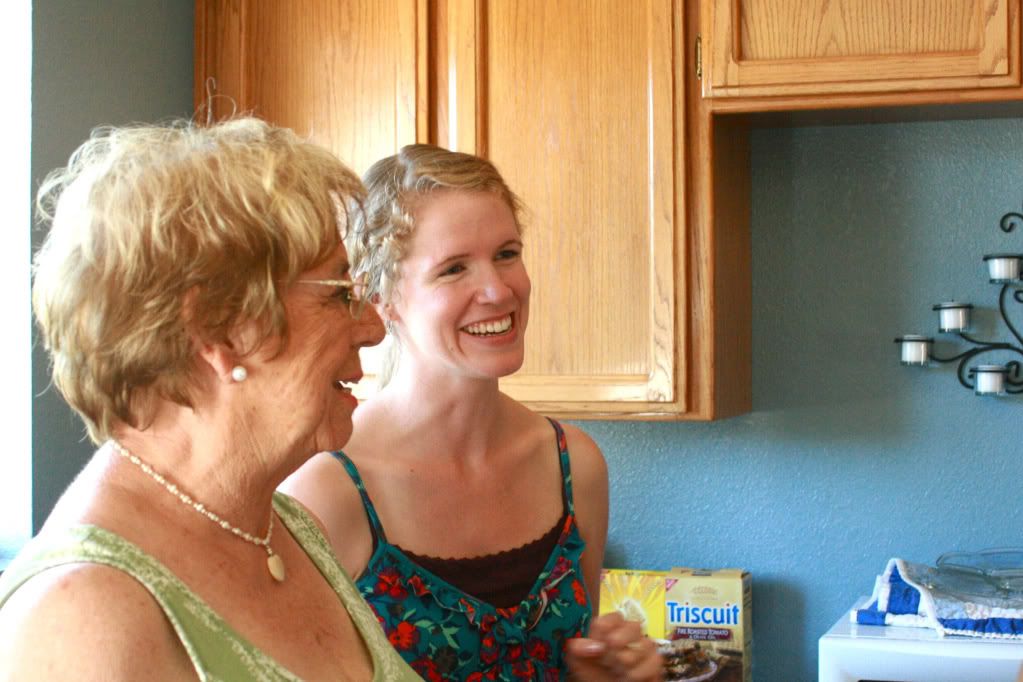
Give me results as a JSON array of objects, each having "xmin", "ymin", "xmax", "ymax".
[{"xmin": 0, "ymin": 492, "xmax": 419, "ymax": 682}]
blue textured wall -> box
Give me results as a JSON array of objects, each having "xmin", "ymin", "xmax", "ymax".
[
  {"xmin": 31, "ymin": 0, "xmax": 194, "ymax": 529},
  {"xmin": 587, "ymin": 117, "xmax": 1023, "ymax": 681}
]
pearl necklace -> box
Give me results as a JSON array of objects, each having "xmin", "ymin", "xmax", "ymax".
[{"xmin": 109, "ymin": 440, "xmax": 286, "ymax": 582}]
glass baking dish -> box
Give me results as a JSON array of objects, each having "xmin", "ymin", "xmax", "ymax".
[{"xmin": 935, "ymin": 548, "xmax": 1023, "ymax": 596}]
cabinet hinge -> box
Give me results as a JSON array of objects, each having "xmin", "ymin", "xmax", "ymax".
[{"xmin": 695, "ymin": 34, "xmax": 702, "ymax": 80}]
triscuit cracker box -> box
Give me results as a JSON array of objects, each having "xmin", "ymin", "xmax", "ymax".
[
  {"xmin": 664, "ymin": 567, "xmax": 752, "ymax": 682},
  {"xmin": 598, "ymin": 569, "xmax": 668, "ymax": 639}
]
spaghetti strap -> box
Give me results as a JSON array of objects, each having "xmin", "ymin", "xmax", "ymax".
[
  {"xmin": 545, "ymin": 418, "xmax": 575, "ymax": 516},
  {"xmin": 331, "ymin": 450, "xmax": 389, "ymax": 542}
]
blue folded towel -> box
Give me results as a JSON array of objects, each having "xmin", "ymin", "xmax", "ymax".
[{"xmin": 853, "ymin": 558, "xmax": 1023, "ymax": 639}]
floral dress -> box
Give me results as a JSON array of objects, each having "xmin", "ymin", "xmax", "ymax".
[{"xmin": 333, "ymin": 419, "xmax": 593, "ymax": 681}]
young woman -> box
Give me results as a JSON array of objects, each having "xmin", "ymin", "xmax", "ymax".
[{"xmin": 284, "ymin": 144, "xmax": 661, "ymax": 681}]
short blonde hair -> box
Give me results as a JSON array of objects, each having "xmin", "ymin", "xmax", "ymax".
[
  {"xmin": 33, "ymin": 117, "xmax": 365, "ymax": 443},
  {"xmin": 347, "ymin": 144, "xmax": 522, "ymax": 385}
]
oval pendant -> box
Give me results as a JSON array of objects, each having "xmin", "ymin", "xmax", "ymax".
[{"xmin": 267, "ymin": 553, "xmax": 286, "ymax": 582}]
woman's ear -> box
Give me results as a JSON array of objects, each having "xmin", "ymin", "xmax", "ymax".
[
  {"xmin": 376, "ymin": 299, "xmax": 400, "ymax": 323},
  {"xmin": 195, "ymin": 340, "xmax": 240, "ymax": 385},
  {"xmin": 183, "ymin": 286, "xmax": 248, "ymax": 385}
]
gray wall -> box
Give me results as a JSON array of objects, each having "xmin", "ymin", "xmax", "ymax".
[
  {"xmin": 28, "ymin": 3, "xmax": 1023, "ymax": 679},
  {"xmin": 31, "ymin": 0, "xmax": 194, "ymax": 528}
]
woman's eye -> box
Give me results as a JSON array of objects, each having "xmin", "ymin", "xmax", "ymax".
[
  {"xmin": 497, "ymin": 249, "xmax": 521, "ymax": 261},
  {"xmin": 440, "ymin": 263, "xmax": 466, "ymax": 277},
  {"xmin": 330, "ymin": 287, "xmax": 354, "ymax": 304}
]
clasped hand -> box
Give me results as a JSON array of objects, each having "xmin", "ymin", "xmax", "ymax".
[{"xmin": 565, "ymin": 612, "xmax": 664, "ymax": 681}]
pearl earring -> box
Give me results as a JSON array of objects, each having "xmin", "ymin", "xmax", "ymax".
[{"xmin": 230, "ymin": 365, "xmax": 248, "ymax": 383}]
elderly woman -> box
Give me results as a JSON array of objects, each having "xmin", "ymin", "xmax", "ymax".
[{"xmin": 0, "ymin": 118, "xmax": 419, "ymax": 680}]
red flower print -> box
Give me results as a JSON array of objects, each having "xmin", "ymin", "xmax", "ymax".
[
  {"xmin": 512, "ymin": 660, "xmax": 536, "ymax": 678},
  {"xmin": 479, "ymin": 613, "xmax": 497, "ymax": 633},
  {"xmin": 480, "ymin": 634, "xmax": 499, "ymax": 665},
  {"xmin": 466, "ymin": 674, "xmax": 483, "ymax": 682},
  {"xmin": 558, "ymin": 515, "xmax": 572, "ymax": 540},
  {"xmin": 571, "ymin": 579, "xmax": 587, "ymax": 606},
  {"xmin": 528, "ymin": 638, "xmax": 551, "ymax": 662},
  {"xmin": 549, "ymin": 556, "xmax": 572, "ymax": 581},
  {"xmin": 460, "ymin": 598, "xmax": 477, "ymax": 623},
  {"xmin": 367, "ymin": 602, "xmax": 386, "ymax": 629},
  {"xmin": 375, "ymin": 567, "xmax": 407, "ymax": 599},
  {"xmin": 387, "ymin": 621, "xmax": 420, "ymax": 651},
  {"xmin": 408, "ymin": 574, "xmax": 429, "ymax": 597},
  {"xmin": 411, "ymin": 658, "xmax": 443, "ymax": 682},
  {"xmin": 505, "ymin": 643, "xmax": 523, "ymax": 662}
]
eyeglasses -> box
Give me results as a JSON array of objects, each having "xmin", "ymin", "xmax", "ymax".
[{"xmin": 296, "ymin": 275, "xmax": 368, "ymax": 318}]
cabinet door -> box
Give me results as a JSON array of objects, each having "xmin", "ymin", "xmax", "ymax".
[
  {"xmin": 701, "ymin": 0, "xmax": 1020, "ymax": 98},
  {"xmin": 196, "ymin": 0, "xmax": 427, "ymax": 385},
  {"xmin": 195, "ymin": 0, "xmax": 427, "ymax": 175},
  {"xmin": 439, "ymin": 0, "xmax": 686, "ymax": 416}
]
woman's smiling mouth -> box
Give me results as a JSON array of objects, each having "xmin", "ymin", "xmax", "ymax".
[
  {"xmin": 462, "ymin": 315, "xmax": 513, "ymax": 336},
  {"xmin": 333, "ymin": 372, "xmax": 362, "ymax": 393}
]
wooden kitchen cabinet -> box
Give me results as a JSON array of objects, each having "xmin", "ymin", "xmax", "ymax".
[
  {"xmin": 700, "ymin": 0, "xmax": 1021, "ymax": 99},
  {"xmin": 195, "ymin": 0, "xmax": 751, "ymax": 420},
  {"xmin": 194, "ymin": 0, "xmax": 427, "ymax": 177}
]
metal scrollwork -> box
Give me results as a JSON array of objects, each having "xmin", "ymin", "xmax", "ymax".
[
  {"xmin": 1000, "ymin": 206, "xmax": 1023, "ymax": 233},
  {"xmin": 909, "ymin": 205, "xmax": 1023, "ymax": 394},
  {"xmin": 929, "ymin": 315, "xmax": 1023, "ymax": 393}
]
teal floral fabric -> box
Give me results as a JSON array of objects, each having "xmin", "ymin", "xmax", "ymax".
[{"xmin": 333, "ymin": 419, "xmax": 592, "ymax": 681}]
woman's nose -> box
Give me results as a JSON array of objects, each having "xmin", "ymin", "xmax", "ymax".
[
  {"xmin": 355, "ymin": 304, "xmax": 386, "ymax": 347},
  {"xmin": 474, "ymin": 267, "xmax": 514, "ymax": 304}
]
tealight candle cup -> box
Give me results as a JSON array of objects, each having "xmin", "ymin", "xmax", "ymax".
[
  {"xmin": 894, "ymin": 335, "xmax": 933, "ymax": 366},
  {"xmin": 932, "ymin": 302, "xmax": 973, "ymax": 333},
  {"xmin": 983, "ymin": 254, "xmax": 1023, "ymax": 283},
  {"xmin": 971, "ymin": 364, "xmax": 1008, "ymax": 396}
]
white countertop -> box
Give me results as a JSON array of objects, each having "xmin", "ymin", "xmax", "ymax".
[{"xmin": 819, "ymin": 598, "xmax": 1023, "ymax": 682}]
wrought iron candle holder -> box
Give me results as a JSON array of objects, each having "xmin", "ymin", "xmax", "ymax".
[{"xmin": 894, "ymin": 205, "xmax": 1023, "ymax": 396}]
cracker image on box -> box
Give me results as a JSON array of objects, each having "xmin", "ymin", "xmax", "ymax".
[
  {"xmin": 664, "ymin": 568, "xmax": 752, "ymax": 682},
  {"xmin": 598, "ymin": 569, "xmax": 667, "ymax": 639}
]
